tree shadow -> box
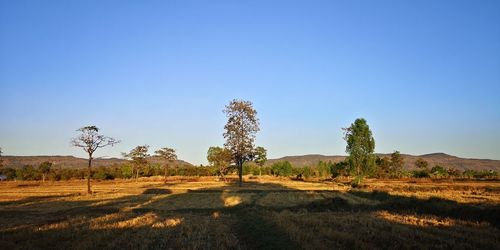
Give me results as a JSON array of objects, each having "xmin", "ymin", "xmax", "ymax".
[{"xmin": 0, "ymin": 179, "xmax": 499, "ymax": 249}]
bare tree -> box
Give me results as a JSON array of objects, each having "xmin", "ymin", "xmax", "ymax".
[
  {"xmin": 154, "ymin": 147, "xmax": 177, "ymax": 181},
  {"xmin": 71, "ymin": 126, "xmax": 119, "ymax": 194},
  {"xmin": 223, "ymin": 99, "xmax": 260, "ymax": 186},
  {"xmin": 123, "ymin": 145, "xmax": 150, "ymax": 181}
]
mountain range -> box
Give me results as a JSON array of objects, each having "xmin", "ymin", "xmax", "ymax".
[
  {"xmin": 1, "ymin": 153, "xmax": 499, "ymax": 171},
  {"xmin": 267, "ymin": 153, "xmax": 500, "ymax": 171}
]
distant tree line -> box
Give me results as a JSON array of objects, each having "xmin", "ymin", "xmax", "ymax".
[{"xmin": 0, "ymin": 158, "xmax": 496, "ymax": 182}]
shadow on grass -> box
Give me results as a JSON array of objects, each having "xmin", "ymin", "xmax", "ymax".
[{"xmin": 0, "ymin": 179, "xmax": 499, "ymax": 249}]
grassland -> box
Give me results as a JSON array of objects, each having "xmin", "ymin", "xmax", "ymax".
[{"xmin": 0, "ymin": 176, "xmax": 499, "ymax": 249}]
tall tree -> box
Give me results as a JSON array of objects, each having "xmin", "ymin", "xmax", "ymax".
[
  {"xmin": 123, "ymin": 145, "xmax": 150, "ymax": 181},
  {"xmin": 343, "ymin": 118, "xmax": 376, "ymax": 184},
  {"xmin": 207, "ymin": 146, "xmax": 233, "ymax": 181},
  {"xmin": 254, "ymin": 146, "xmax": 267, "ymax": 176},
  {"xmin": 38, "ymin": 161, "xmax": 52, "ymax": 182},
  {"xmin": 154, "ymin": 147, "xmax": 177, "ymax": 181},
  {"xmin": 223, "ymin": 99, "xmax": 260, "ymax": 186},
  {"xmin": 390, "ymin": 151, "xmax": 405, "ymax": 178},
  {"xmin": 71, "ymin": 126, "xmax": 119, "ymax": 194}
]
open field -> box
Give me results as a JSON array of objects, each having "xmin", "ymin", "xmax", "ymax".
[{"xmin": 1, "ymin": 177, "xmax": 499, "ymax": 249}]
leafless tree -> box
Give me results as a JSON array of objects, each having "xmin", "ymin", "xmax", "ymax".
[
  {"xmin": 223, "ymin": 99, "xmax": 260, "ymax": 186},
  {"xmin": 154, "ymin": 147, "xmax": 177, "ymax": 181},
  {"xmin": 71, "ymin": 126, "xmax": 119, "ymax": 194}
]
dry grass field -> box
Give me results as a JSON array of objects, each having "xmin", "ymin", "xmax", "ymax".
[{"xmin": 0, "ymin": 176, "xmax": 499, "ymax": 249}]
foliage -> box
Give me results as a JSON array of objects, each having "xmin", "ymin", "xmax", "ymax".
[
  {"xmin": 415, "ymin": 158, "xmax": 429, "ymax": 170},
  {"xmin": 154, "ymin": 147, "xmax": 177, "ymax": 179},
  {"xmin": 207, "ymin": 146, "xmax": 233, "ymax": 179},
  {"xmin": 389, "ymin": 151, "xmax": 405, "ymax": 178},
  {"xmin": 343, "ymin": 118, "xmax": 376, "ymax": 179},
  {"xmin": 253, "ymin": 146, "xmax": 267, "ymax": 176},
  {"xmin": 38, "ymin": 161, "xmax": 53, "ymax": 182},
  {"xmin": 123, "ymin": 145, "xmax": 150, "ymax": 180},
  {"xmin": 271, "ymin": 161, "xmax": 293, "ymax": 177}
]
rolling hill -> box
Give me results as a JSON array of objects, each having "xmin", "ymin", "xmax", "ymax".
[
  {"xmin": 2, "ymin": 153, "xmax": 499, "ymax": 172},
  {"xmin": 267, "ymin": 153, "xmax": 500, "ymax": 171},
  {"xmin": 1, "ymin": 155, "xmax": 192, "ymax": 169}
]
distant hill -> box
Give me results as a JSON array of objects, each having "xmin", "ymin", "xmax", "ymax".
[
  {"xmin": 1, "ymin": 155, "xmax": 192, "ymax": 169},
  {"xmin": 267, "ymin": 153, "xmax": 500, "ymax": 171}
]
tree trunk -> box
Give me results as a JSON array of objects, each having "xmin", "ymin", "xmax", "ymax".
[
  {"xmin": 238, "ymin": 159, "xmax": 243, "ymax": 187},
  {"xmin": 87, "ymin": 156, "xmax": 92, "ymax": 194},
  {"xmin": 42, "ymin": 174, "xmax": 46, "ymax": 182},
  {"xmin": 135, "ymin": 166, "xmax": 139, "ymax": 182},
  {"xmin": 164, "ymin": 164, "xmax": 168, "ymax": 182}
]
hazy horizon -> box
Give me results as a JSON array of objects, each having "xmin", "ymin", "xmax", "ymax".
[{"xmin": 1, "ymin": 1, "xmax": 499, "ymax": 164}]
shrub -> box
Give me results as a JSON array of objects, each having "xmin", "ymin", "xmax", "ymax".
[{"xmin": 271, "ymin": 161, "xmax": 293, "ymax": 177}]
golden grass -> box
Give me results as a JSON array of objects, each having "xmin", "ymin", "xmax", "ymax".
[{"xmin": 0, "ymin": 176, "xmax": 498, "ymax": 249}]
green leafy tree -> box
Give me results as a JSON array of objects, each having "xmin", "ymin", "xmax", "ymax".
[
  {"xmin": 271, "ymin": 161, "xmax": 293, "ymax": 177},
  {"xmin": 431, "ymin": 165, "xmax": 448, "ymax": 178},
  {"xmin": 123, "ymin": 145, "xmax": 150, "ymax": 181},
  {"xmin": 223, "ymin": 99, "xmax": 260, "ymax": 186},
  {"xmin": 154, "ymin": 147, "xmax": 178, "ymax": 181},
  {"xmin": 207, "ymin": 146, "xmax": 233, "ymax": 181},
  {"xmin": 390, "ymin": 151, "xmax": 405, "ymax": 178},
  {"xmin": 38, "ymin": 161, "xmax": 53, "ymax": 182},
  {"xmin": 71, "ymin": 125, "xmax": 119, "ymax": 194},
  {"xmin": 253, "ymin": 146, "xmax": 267, "ymax": 176},
  {"xmin": 342, "ymin": 118, "xmax": 376, "ymax": 184}
]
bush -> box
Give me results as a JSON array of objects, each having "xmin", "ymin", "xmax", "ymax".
[
  {"xmin": 413, "ymin": 170, "xmax": 430, "ymax": 178},
  {"xmin": 271, "ymin": 161, "xmax": 293, "ymax": 177}
]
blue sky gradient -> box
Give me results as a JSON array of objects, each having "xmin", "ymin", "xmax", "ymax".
[{"xmin": 1, "ymin": 0, "xmax": 499, "ymax": 164}]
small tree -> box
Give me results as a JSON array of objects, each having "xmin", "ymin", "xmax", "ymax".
[
  {"xmin": 342, "ymin": 118, "xmax": 376, "ymax": 185},
  {"xmin": 390, "ymin": 151, "xmax": 405, "ymax": 178},
  {"xmin": 415, "ymin": 158, "xmax": 429, "ymax": 170},
  {"xmin": 154, "ymin": 147, "xmax": 177, "ymax": 181},
  {"xmin": 38, "ymin": 161, "xmax": 52, "ymax": 182},
  {"xmin": 254, "ymin": 146, "xmax": 267, "ymax": 176},
  {"xmin": 71, "ymin": 126, "xmax": 119, "ymax": 194},
  {"xmin": 223, "ymin": 99, "xmax": 260, "ymax": 186},
  {"xmin": 207, "ymin": 146, "xmax": 233, "ymax": 181},
  {"xmin": 376, "ymin": 156, "xmax": 391, "ymax": 178},
  {"xmin": 123, "ymin": 145, "xmax": 150, "ymax": 181}
]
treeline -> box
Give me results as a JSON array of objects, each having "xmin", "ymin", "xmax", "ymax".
[
  {"xmin": 0, "ymin": 162, "xmax": 218, "ymax": 181},
  {"xmin": 0, "ymin": 158, "xmax": 497, "ymax": 181},
  {"xmin": 257, "ymin": 159, "xmax": 499, "ymax": 179}
]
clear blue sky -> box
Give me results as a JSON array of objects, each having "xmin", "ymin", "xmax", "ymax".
[{"xmin": 1, "ymin": 0, "xmax": 499, "ymax": 164}]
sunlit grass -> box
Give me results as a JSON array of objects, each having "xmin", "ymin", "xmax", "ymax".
[{"xmin": 0, "ymin": 176, "xmax": 498, "ymax": 249}]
